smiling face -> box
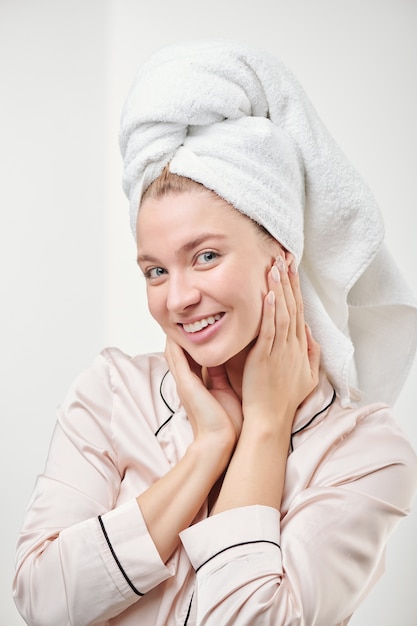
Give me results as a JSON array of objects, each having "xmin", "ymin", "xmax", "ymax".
[{"xmin": 136, "ymin": 189, "xmax": 280, "ymax": 368}]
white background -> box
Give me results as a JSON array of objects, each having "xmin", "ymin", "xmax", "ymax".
[{"xmin": 1, "ymin": 0, "xmax": 416, "ymax": 624}]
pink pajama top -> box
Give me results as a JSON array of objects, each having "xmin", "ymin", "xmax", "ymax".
[{"xmin": 13, "ymin": 348, "xmax": 417, "ymax": 625}]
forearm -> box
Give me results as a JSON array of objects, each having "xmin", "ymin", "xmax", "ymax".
[
  {"xmin": 138, "ymin": 436, "xmax": 232, "ymax": 562},
  {"xmin": 14, "ymin": 499, "xmax": 156, "ymax": 626},
  {"xmin": 212, "ymin": 416, "xmax": 292, "ymax": 515}
]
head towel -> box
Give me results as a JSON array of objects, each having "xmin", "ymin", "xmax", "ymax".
[{"xmin": 120, "ymin": 39, "xmax": 417, "ymax": 407}]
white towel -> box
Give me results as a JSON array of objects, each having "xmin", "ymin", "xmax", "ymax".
[{"xmin": 119, "ymin": 39, "xmax": 417, "ymax": 407}]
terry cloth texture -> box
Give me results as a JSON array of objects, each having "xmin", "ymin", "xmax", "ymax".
[{"xmin": 119, "ymin": 39, "xmax": 417, "ymax": 407}]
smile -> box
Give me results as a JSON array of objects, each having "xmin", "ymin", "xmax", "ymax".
[{"xmin": 182, "ymin": 314, "xmax": 223, "ymax": 334}]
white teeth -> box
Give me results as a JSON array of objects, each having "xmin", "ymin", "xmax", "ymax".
[{"xmin": 183, "ymin": 314, "xmax": 222, "ymax": 334}]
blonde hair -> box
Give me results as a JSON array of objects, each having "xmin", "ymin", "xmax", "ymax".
[
  {"xmin": 141, "ymin": 166, "xmax": 276, "ymax": 246},
  {"xmin": 141, "ymin": 166, "xmax": 208, "ymax": 204}
]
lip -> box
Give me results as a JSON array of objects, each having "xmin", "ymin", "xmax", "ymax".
[{"xmin": 177, "ymin": 312, "xmax": 225, "ymax": 344}]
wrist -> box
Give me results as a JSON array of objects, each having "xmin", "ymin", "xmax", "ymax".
[
  {"xmin": 241, "ymin": 409, "xmax": 294, "ymax": 443},
  {"xmin": 189, "ymin": 432, "xmax": 234, "ymax": 471}
]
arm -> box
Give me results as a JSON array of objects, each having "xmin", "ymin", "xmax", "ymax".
[
  {"xmin": 213, "ymin": 252, "xmax": 320, "ymax": 514},
  {"xmin": 137, "ymin": 338, "xmax": 242, "ymax": 563},
  {"xmin": 14, "ymin": 353, "xmax": 174, "ymax": 626},
  {"xmin": 137, "ymin": 253, "xmax": 316, "ymax": 564},
  {"xmin": 136, "ymin": 425, "xmax": 233, "ymax": 564},
  {"xmin": 180, "ymin": 403, "xmax": 417, "ymax": 625},
  {"xmin": 176, "ymin": 254, "xmax": 416, "ymax": 624},
  {"xmin": 13, "ymin": 350, "xmax": 235, "ymax": 626}
]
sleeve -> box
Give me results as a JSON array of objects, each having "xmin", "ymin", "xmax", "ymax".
[
  {"xmin": 13, "ymin": 352, "xmax": 174, "ymax": 626},
  {"xmin": 179, "ymin": 406, "xmax": 417, "ymax": 626}
]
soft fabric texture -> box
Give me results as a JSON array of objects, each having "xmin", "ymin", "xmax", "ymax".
[
  {"xmin": 13, "ymin": 349, "xmax": 417, "ymax": 624},
  {"xmin": 119, "ymin": 39, "xmax": 417, "ymax": 407}
]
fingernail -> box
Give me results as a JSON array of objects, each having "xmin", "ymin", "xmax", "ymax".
[
  {"xmin": 289, "ymin": 260, "xmax": 298, "ymax": 275},
  {"xmin": 276, "ymin": 256, "xmax": 286, "ymax": 273},
  {"xmin": 267, "ymin": 290, "xmax": 275, "ymax": 305},
  {"xmin": 271, "ymin": 264, "xmax": 280, "ymax": 283}
]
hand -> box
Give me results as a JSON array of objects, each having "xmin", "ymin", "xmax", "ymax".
[
  {"xmin": 165, "ymin": 339, "xmax": 243, "ymax": 450},
  {"xmin": 242, "ymin": 253, "xmax": 321, "ymax": 427}
]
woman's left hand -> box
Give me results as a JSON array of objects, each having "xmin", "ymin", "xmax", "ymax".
[
  {"xmin": 242, "ymin": 253, "xmax": 321, "ymax": 427},
  {"xmin": 212, "ymin": 254, "xmax": 320, "ymax": 515}
]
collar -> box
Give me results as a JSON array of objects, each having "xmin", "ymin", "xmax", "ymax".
[
  {"xmin": 290, "ymin": 369, "xmax": 336, "ymax": 450},
  {"xmin": 160, "ymin": 366, "xmax": 336, "ymax": 440}
]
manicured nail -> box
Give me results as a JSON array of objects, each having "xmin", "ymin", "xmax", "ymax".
[
  {"xmin": 276, "ymin": 256, "xmax": 286, "ymax": 273},
  {"xmin": 271, "ymin": 264, "xmax": 280, "ymax": 283},
  {"xmin": 289, "ymin": 260, "xmax": 298, "ymax": 275},
  {"xmin": 267, "ymin": 290, "xmax": 275, "ymax": 305}
]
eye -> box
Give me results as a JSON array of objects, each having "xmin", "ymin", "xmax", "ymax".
[
  {"xmin": 144, "ymin": 266, "xmax": 167, "ymax": 281},
  {"xmin": 196, "ymin": 251, "xmax": 218, "ymax": 265}
]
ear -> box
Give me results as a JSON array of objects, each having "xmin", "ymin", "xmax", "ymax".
[
  {"xmin": 268, "ymin": 240, "xmax": 285, "ymax": 259},
  {"xmin": 284, "ymin": 250, "xmax": 296, "ymax": 271}
]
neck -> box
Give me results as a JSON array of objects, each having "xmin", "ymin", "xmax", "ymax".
[{"xmin": 224, "ymin": 342, "xmax": 254, "ymax": 400}]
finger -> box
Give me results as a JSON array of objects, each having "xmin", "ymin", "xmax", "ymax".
[
  {"xmin": 287, "ymin": 258, "xmax": 307, "ymax": 342},
  {"xmin": 306, "ymin": 324, "xmax": 321, "ymax": 380},
  {"xmin": 251, "ymin": 288, "xmax": 276, "ymax": 357},
  {"xmin": 184, "ymin": 350, "xmax": 203, "ymax": 379},
  {"xmin": 165, "ymin": 339, "xmax": 192, "ymax": 387},
  {"xmin": 275, "ymin": 254, "xmax": 296, "ymax": 338},
  {"xmin": 268, "ymin": 258, "xmax": 289, "ymax": 347},
  {"xmin": 164, "ymin": 339, "xmax": 183, "ymax": 387},
  {"xmin": 206, "ymin": 364, "xmax": 231, "ymax": 390},
  {"xmin": 164, "ymin": 338, "xmax": 175, "ymax": 372},
  {"xmin": 166, "ymin": 338, "xmax": 199, "ymax": 378}
]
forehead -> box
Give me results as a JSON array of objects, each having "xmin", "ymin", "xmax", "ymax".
[{"xmin": 135, "ymin": 190, "xmax": 273, "ymax": 265}]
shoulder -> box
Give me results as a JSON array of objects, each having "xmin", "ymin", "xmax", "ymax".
[
  {"xmin": 100, "ymin": 346, "xmax": 168, "ymax": 382},
  {"xmin": 62, "ymin": 347, "xmax": 167, "ymax": 394},
  {"xmin": 94, "ymin": 347, "xmax": 176, "ymax": 405},
  {"xmin": 55, "ymin": 348, "xmax": 180, "ymax": 448},
  {"xmin": 60, "ymin": 347, "xmax": 176, "ymax": 419},
  {"xmin": 333, "ymin": 398, "xmax": 417, "ymax": 469},
  {"xmin": 316, "ymin": 397, "xmax": 417, "ymax": 510}
]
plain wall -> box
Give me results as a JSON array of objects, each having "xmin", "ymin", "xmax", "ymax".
[
  {"xmin": 1, "ymin": 0, "xmax": 108, "ymax": 622},
  {"xmin": 2, "ymin": 0, "xmax": 416, "ymax": 624}
]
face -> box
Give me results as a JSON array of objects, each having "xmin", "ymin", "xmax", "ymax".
[{"xmin": 136, "ymin": 190, "xmax": 280, "ymax": 368}]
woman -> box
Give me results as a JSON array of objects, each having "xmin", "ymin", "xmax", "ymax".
[{"xmin": 13, "ymin": 40, "xmax": 417, "ymax": 625}]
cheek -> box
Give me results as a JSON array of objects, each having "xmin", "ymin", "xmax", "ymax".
[
  {"xmin": 234, "ymin": 275, "xmax": 267, "ymax": 330},
  {"xmin": 247, "ymin": 291, "xmax": 265, "ymax": 335},
  {"xmin": 241, "ymin": 263, "xmax": 270, "ymax": 323},
  {"xmin": 242, "ymin": 262, "xmax": 270, "ymax": 301},
  {"xmin": 145, "ymin": 288, "xmax": 165, "ymax": 324}
]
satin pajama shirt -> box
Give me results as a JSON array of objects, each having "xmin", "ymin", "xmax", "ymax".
[{"xmin": 13, "ymin": 348, "xmax": 417, "ymax": 625}]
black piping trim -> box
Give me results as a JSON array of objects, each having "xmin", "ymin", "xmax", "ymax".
[
  {"xmin": 98, "ymin": 515, "xmax": 144, "ymax": 597},
  {"xmin": 290, "ymin": 388, "xmax": 336, "ymax": 452},
  {"xmin": 154, "ymin": 413, "xmax": 174, "ymax": 437},
  {"xmin": 160, "ymin": 370, "xmax": 175, "ymax": 412},
  {"xmin": 183, "ymin": 591, "xmax": 194, "ymax": 625},
  {"xmin": 195, "ymin": 539, "xmax": 281, "ymax": 573},
  {"xmin": 155, "ymin": 370, "xmax": 175, "ymax": 437}
]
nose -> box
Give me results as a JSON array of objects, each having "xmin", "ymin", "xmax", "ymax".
[{"xmin": 166, "ymin": 270, "xmax": 201, "ymax": 313}]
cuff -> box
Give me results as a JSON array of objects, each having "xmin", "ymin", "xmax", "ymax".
[
  {"xmin": 179, "ymin": 505, "xmax": 281, "ymax": 572},
  {"xmin": 97, "ymin": 498, "xmax": 175, "ymax": 595}
]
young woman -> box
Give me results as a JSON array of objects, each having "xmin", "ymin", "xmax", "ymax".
[{"xmin": 13, "ymin": 40, "xmax": 417, "ymax": 625}]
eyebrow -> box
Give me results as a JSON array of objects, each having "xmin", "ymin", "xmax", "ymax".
[{"xmin": 137, "ymin": 233, "xmax": 227, "ymax": 265}]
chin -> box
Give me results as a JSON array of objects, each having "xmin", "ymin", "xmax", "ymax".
[
  {"xmin": 189, "ymin": 341, "xmax": 254, "ymax": 370},
  {"xmin": 191, "ymin": 353, "xmax": 227, "ymax": 368}
]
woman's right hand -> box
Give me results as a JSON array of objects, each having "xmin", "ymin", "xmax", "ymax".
[
  {"xmin": 165, "ymin": 339, "xmax": 243, "ymax": 452},
  {"xmin": 136, "ymin": 340, "xmax": 242, "ymax": 563}
]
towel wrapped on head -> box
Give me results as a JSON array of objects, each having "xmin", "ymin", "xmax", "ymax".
[{"xmin": 119, "ymin": 39, "xmax": 417, "ymax": 407}]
